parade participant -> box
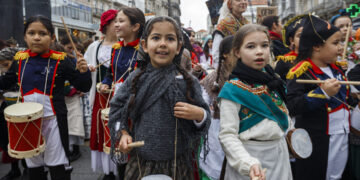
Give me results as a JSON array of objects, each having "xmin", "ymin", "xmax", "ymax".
[
  {"xmin": 275, "ymin": 15, "xmax": 306, "ymax": 81},
  {"xmin": 286, "ymin": 15, "xmax": 359, "ymax": 180},
  {"xmin": 60, "ymin": 35, "xmax": 84, "ymax": 162},
  {"xmin": 199, "ymin": 35, "xmax": 236, "ymax": 180},
  {"xmin": 347, "ymin": 65, "xmax": 360, "ymax": 180},
  {"xmin": 330, "ymin": 9, "xmax": 357, "ymax": 69},
  {"xmin": 203, "ymin": 35, "xmax": 213, "ymax": 69},
  {"xmin": 99, "ymin": 7, "xmax": 144, "ymax": 179},
  {"xmin": 0, "ymin": 15, "xmax": 91, "ymax": 180},
  {"xmin": 261, "ymin": 15, "xmax": 290, "ymax": 59},
  {"xmin": 183, "ymin": 28, "xmax": 206, "ymax": 79},
  {"xmin": 212, "ymin": 0, "xmax": 248, "ymax": 69},
  {"xmin": 99, "ymin": 7, "xmax": 145, "ymax": 95},
  {"xmin": 218, "ymin": 24, "xmax": 292, "ymax": 180},
  {"xmin": 0, "ymin": 47, "xmax": 26, "ymax": 180},
  {"xmin": 108, "ymin": 16, "xmax": 210, "ymax": 180},
  {"xmin": 84, "ymin": 9, "xmax": 119, "ymax": 180}
]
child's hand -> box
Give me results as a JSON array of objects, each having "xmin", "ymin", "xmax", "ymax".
[
  {"xmin": 321, "ymin": 78, "xmax": 341, "ymax": 97},
  {"xmin": 76, "ymin": 53, "xmax": 89, "ymax": 73},
  {"xmin": 174, "ymin": 102, "xmax": 204, "ymax": 122},
  {"xmin": 119, "ymin": 132, "xmax": 133, "ymax": 153},
  {"xmin": 88, "ymin": 64, "xmax": 96, "ymax": 72},
  {"xmin": 100, "ymin": 84, "xmax": 110, "ymax": 93},
  {"xmin": 250, "ymin": 164, "xmax": 266, "ymax": 180}
]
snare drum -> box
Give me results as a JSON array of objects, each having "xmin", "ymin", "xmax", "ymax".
[
  {"xmin": 101, "ymin": 108, "xmax": 111, "ymax": 154},
  {"xmin": 4, "ymin": 102, "xmax": 45, "ymax": 159},
  {"xmin": 3, "ymin": 92, "xmax": 20, "ymax": 105},
  {"xmin": 286, "ymin": 128, "xmax": 313, "ymax": 159},
  {"xmin": 96, "ymin": 83, "xmax": 111, "ymax": 109},
  {"xmin": 141, "ymin": 175, "xmax": 172, "ymax": 180}
]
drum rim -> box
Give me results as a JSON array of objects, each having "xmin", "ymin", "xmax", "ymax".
[
  {"xmin": 141, "ymin": 174, "xmax": 173, "ymax": 180},
  {"xmin": 96, "ymin": 83, "xmax": 111, "ymax": 93},
  {"xmin": 7, "ymin": 140, "xmax": 46, "ymax": 159},
  {"xmin": 4, "ymin": 102, "xmax": 44, "ymax": 123},
  {"xmin": 286, "ymin": 128, "xmax": 313, "ymax": 159}
]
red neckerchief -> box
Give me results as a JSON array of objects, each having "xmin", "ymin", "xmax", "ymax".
[
  {"xmin": 285, "ymin": 51, "xmax": 298, "ymax": 57},
  {"xmin": 118, "ymin": 38, "xmax": 140, "ymax": 47},
  {"xmin": 268, "ymin": 30, "xmax": 282, "ymax": 41},
  {"xmin": 306, "ymin": 58, "xmax": 341, "ymax": 75},
  {"xmin": 26, "ymin": 49, "xmax": 60, "ymax": 58}
]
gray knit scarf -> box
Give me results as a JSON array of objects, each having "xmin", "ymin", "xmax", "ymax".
[{"xmin": 111, "ymin": 63, "xmax": 209, "ymax": 164}]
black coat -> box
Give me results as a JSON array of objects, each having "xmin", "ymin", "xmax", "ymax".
[
  {"xmin": 0, "ymin": 50, "xmax": 92, "ymax": 157},
  {"xmin": 286, "ymin": 60, "xmax": 357, "ymax": 179}
]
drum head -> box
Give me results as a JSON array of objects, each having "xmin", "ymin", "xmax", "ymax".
[
  {"xmin": 291, "ymin": 128, "xmax": 313, "ymax": 159},
  {"xmin": 141, "ymin": 175, "xmax": 172, "ymax": 180},
  {"xmin": 4, "ymin": 102, "xmax": 44, "ymax": 122}
]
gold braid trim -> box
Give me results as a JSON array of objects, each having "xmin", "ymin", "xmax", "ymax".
[
  {"xmin": 286, "ymin": 61, "xmax": 312, "ymax": 80},
  {"xmin": 282, "ymin": 14, "xmax": 307, "ymax": 47},
  {"xmin": 335, "ymin": 61, "xmax": 348, "ymax": 67},
  {"xmin": 112, "ymin": 42, "xmax": 122, "ymax": 49},
  {"xmin": 276, "ymin": 55, "xmax": 297, "ymax": 62},
  {"xmin": 50, "ymin": 52, "xmax": 66, "ymax": 60},
  {"xmin": 134, "ymin": 44, "xmax": 140, "ymax": 51},
  {"xmin": 14, "ymin": 51, "xmax": 29, "ymax": 60}
]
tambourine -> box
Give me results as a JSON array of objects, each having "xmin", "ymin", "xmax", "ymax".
[{"xmin": 286, "ymin": 128, "xmax": 313, "ymax": 159}]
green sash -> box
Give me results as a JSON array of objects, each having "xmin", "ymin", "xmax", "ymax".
[{"xmin": 218, "ymin": 80, "xmax": 288, "ymax": 133}]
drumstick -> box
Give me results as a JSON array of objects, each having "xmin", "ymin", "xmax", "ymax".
[
  {"xmin": 128, "ymin": 141, "xmax": 144, "ymax": 148},
  {"xmin": 95, "ymin": 58, "xmax": 111, "ymax": 69},
  {"xmin": 252, "ymin": 168, "xmax": 267, "ymax": 180},
  {"xmin": 60, "ymin": 17, "xmax": 79, "ymax": 55},
  {"xmin": 341, "ymin": 22, "xmax": 352, "ymax": 61},
  {"xmin": 296, "ymin": 79, "xmax": 360, "ymax": 85}
]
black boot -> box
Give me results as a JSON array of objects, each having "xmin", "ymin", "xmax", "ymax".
[
  {"xmin": 0, "ymin": 161, "xmax": 21, "ymax": 180},
  {"xmin": 102, "ymin": 172, "xmax": 115, "ymax": 180},
  {"xmin": 28, "ymin": 166, "xmax": 47, "ymax": 180},
  {"xmin": 48, "ymin": 165, "xmax": 71, "ymax": 180},
  {"xmin": 69, "ymin": 145, "xmax": 81, "ymax": 162},
  {"xmin": 117, "ymin": 163, "xmax": 126, "ymax": 180},
  {"xmin": 21, "ymin": 159, "xmax": 29, "ymax": 180}
]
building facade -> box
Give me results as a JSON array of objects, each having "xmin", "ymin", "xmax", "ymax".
[{"xmin": 273, "ymin": 0, "xmax": 360, "ymax": 22}]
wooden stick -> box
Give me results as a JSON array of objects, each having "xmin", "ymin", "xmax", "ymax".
[
  {"xmin": 94, "ymin": 58, "xmax": 111, "ymax": 69},
  {"xmin": 128, "ymin": 141, "xmax": 144, "ymax": 148},
  {"xmin": 60, "ymin": 17, "xmax": 79, "ymax": 56},
  {"xmin": 341, "ymin": 22, "xmax": 352, "ymax": 61},
  {"xmin": 253, "ymin": 168, "xmax": 267, "ymax": 180},
  {"xmin": 296, "ymin": 79, "xmax": 360, "ymax": 85}
]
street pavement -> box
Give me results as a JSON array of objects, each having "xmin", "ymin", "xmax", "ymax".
[{"xmin": 0, "ymin": 143, "xmax": 106, "ymax": 180}]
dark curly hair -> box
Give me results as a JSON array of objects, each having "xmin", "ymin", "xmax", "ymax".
[{"xmin": 128, "ymin": 16, "xmax": 195, "ymax": 110}]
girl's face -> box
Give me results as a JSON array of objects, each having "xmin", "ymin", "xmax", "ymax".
[
  {"xmin": 316, "ymin": 31, "xmax": 342, "ymax": 64},
  {"xmin": 334, "ymin": 16, "xmax": 352, "ymax": 41},
  {"xmin": 235, "ymin": 31, "xmax": 270, "ymax": 70},
  {"xmin": 190, "ymin": 32, "xmax": 195, "ymax": 44},
  {"xmin": 231, "ymin": 0, "xmax": 247, "ymax": 17},
  {"xmin": 208, "ymin": 39, "xmax": 213, "ymax": 49},
  {"xmin": 290, "ymin": 27, "xmax": 303, "ymax": 53},
  {"xmin": 24, "ymin": 21, "xmax": 54, "ymax": 54},
  {"xmin": 114, "ymin": 11, "xmax": 138, "ymax": 39},
  {"xmin": 142, "ymin": 21, "xmax": 181, "ymax": 68}
]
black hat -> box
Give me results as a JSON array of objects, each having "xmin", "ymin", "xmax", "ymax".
[
  {"xmin": 299, "ymin": 14, "xmax": 339, "ymax": 49},
  {"xmin": 282, "ymin": 14, "xmax": 307, "ymax": 47}
]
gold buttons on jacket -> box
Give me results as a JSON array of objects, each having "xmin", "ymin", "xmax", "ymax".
[{"xmin": 327, "ymin": 107, "xmax": 332, "ymax": 112}]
